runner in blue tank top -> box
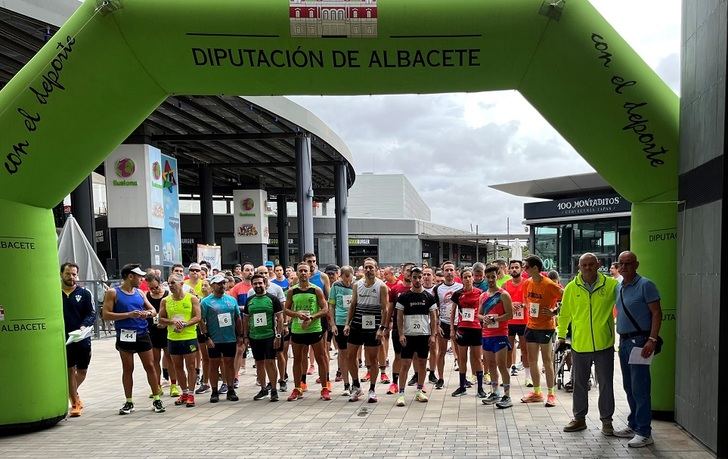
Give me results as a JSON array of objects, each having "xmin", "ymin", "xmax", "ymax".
[{"xmin": 103, "ymin": 264, "xmax": 166, "ymax": 415}]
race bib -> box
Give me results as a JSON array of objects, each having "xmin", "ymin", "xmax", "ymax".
[
  {"xmin": 486, "ymin": 314, "xmax": 499, "ymax": 328},
  {"xmin": 461, "ymin": 308, "xmax": 475, "ymax": 322},
  {"xmin": 217, "ymin": 312, "xmax": 232, "ymax": 328},
  {"xmin": 296, "ymin": 310, "xmax": 310, "ymax": 325},
  {"xmin": 405, "ymin": 315, "xmax": 428, "ymax": 334},
  {"xmin": 529, "ymin": 303, "xmax": 540, "ymax": 318},
  {"xmin": 253, "ymin": 312, "xmax": 268, "ymax": 327},
  {"xmin": 362, "ymin": 314, "xmax": 376, "ymax": 330},
  {"xmin": 342, "ymin": 294, "xmax": 352, "ymax": 309},
  {"xmin": 120, "ymin": 329, "xmax": 137, "ymax": 342},
  {"xmin": 512, "ymin": 302, "xmax": 524, "ymax": 320}
]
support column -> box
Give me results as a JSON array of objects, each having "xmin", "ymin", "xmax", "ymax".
[
  {"xmin": 295, "ymin": 135, "xmax": 314, "ymax": 255},
  {"xmin": 334, "ymin": 162, "xmax": 349, "ymax": 266},
  {"xmin": 199, "ymin": 165, "xmax": 215, "ymax": 245},
  {"xmin": 277, "ymin": 194, "xmax": 289, "ymax": 268},
  {"xmin": 70, "ymin": 174, "xmax": 96, "ymax": 250}
]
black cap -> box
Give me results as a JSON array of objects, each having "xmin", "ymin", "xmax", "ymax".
[{"xmin": 324, "ymin": 264, "xmax": 340, "ymax": 273}]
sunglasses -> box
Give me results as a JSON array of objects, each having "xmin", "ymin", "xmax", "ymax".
[{"xmin": 189, "ymin": 269, "xmax": 200, "ymax": 272}]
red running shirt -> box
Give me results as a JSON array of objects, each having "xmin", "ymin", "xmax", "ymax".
[
  {"xmin": 451, "ymin": 288, "xmax": 482, "ymax": 329},
  {"xmin": 503, "ymin": 279, "xmax": 527, "ymax": 325},
  {"xmin": 479, "ymin": 289, "xmax": 509, "ymax": 337}
]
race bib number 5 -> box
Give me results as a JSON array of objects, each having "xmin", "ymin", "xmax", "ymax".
[{"xmin": 120, "ymin": 329, "xmax": 137, "ymax": 342}]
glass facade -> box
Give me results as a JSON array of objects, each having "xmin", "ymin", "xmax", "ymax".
[{"xmin": 533, "ymin": 217, "xmax": 630, "ymax": 282}]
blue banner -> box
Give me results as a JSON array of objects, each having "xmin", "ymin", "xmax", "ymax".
[{"xmin": 161, "ymin": 154, "xmax": 181, "ymax": 266}]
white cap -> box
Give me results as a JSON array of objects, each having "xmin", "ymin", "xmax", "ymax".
[
  {"xmin": 208, "ymin": 274, "xmax": 226, "ymax": 284},
  {"xmin": 130, "ymin": 267, "xmax": 146, "ymax": 276}
]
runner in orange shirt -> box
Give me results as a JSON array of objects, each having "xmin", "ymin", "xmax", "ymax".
[{"xmin": 520, "ymin": 255, "xmax": 563, "ymax": 407}]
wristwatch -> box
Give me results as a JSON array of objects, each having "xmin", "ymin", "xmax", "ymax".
[
  {"xmin": 275, "ymin": 333, "xmax": 282, "ymax": 339},
  {"xmin": 648, "ymin": 337, "xmax": 658, "ymax": 343}
]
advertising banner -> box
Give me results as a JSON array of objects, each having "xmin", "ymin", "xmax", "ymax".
[
  {"xmin": 197, "ymin": 244, "xmax": 221, "ymax": 270},
  {"xmin": 233, "ymin": 189, "xmax": 269, "ymax": 245},
  {"xmin": 104, "ymin": 144, "xmax": 164, "ymax": 229},
  {"xmin": 161, "ymin": 154, "xmax": 181, "ymax": 266}
]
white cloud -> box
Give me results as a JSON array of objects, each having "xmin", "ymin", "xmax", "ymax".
[{"xmin": 290, "ymin": 0, "xmax": 681, "ymax": 233}]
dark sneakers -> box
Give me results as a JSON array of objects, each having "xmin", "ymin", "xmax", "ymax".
[
  {"xmin": 210, "ymin": 392, "xmax": 220, "ymax": 403},
  {"xmin": 435, "ymin": 379, "xmax": 444, "ymax": 390},
  {"xmin": 118, "ymin": 401, "xmax": 134, "ymax": 415},
  {"xmin": 153, "ymin": 399, "xmax": 166, "ymax": 413},
  {"xmin": 564, "ymin": 419, "xmax": 587, "ymax": 432},
  {"xmin": 270, "ymin": 390, "xmax": 279, "ymax": 402},
  {"xmin": 451, "ymin": 387, "xmax": 467, "ymax": 397},
  {"xmin": 254, "ymin": 389, "xmax": 269, "ymax": 401},
  {"xmin": 226, "ymin": 389, "xmax": 239, "ymax": 402}
]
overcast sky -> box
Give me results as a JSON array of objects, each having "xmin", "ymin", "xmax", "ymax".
[{"xmin": 290, "ymin": 0, "xmax": 681, "ymax": 234}]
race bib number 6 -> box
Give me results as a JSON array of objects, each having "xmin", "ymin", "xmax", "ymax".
[{"xmin": 217, "ymin": 312, "xmax": 232, "ymax": 328}]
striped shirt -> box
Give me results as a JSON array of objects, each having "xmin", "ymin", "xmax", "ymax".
[{"xmin": 351, "ymin": 278, "xmax": 385, "ymax": 330}]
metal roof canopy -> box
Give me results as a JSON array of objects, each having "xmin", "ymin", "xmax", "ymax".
[
  {"xmin": 490, "ymin": 172, "xmax": 614, "ymax": 200},
  {"xmin": 0, "ymin": 6, "xmax": 356, "ymax": 202}
]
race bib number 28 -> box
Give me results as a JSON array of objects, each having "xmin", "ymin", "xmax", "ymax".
[{"xmin": 362, "ymin": 315, "xmax": 376, "ymax": 330}]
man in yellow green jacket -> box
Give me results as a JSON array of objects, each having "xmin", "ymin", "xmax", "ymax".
[{"xmin": 558, "ymin": 253, "xmax": 618, "ymax": 436}]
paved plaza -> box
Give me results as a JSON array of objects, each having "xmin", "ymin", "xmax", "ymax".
[{"xmin": 1, "ymin": 338, "xmax": 713, "ymax": 458}]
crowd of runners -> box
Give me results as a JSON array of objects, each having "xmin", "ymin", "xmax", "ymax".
[{"xmin": 62, "ymin": 249, "xmax": 661, "ymax": 448}]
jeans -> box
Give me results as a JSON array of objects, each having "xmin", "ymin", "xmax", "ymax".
[{"xmin": 618, "ymin": 335, "xmax": 652, "ymax": 437}]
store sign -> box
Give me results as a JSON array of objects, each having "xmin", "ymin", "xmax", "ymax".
[
  {"xmin": 348, "ymin": 238, "xmax": 377, "ymax": 246},
  {"xmin": 105, "ymin": 144, "xmax": 164, "ymax": 229},
  {"xmin": 524, "ymin": 194, "xmax": 631, "ymax": 219},
  {"xmin": 161, "ymin": 154, "xmax": 181, "ymax": 266},
  {"xmin": 233, "ymin": 189, "xmax": 269, "ymax": 244}
]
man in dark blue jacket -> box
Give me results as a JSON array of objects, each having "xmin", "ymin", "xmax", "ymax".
[{"xmin": 61, "ymin": 262, "xmax": 96, "ymax": 417}]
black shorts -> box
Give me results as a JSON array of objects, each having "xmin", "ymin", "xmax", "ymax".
[
  {"xmin": 149, "ymin": 327, "xmax": 167, "ymax": 349},
  {"xmin": 508, "ymin": 324, "xmax": 527, "ymax": 337},
  {"xmin": 168, "ymin": 338, "xmax": 199, "ymax": 355},
  {"xmin": 334, "ymin": 325, "xmax": 348, "ymax": 349},
  {"xmin": 401, "ymin": 335, "xmax": 430, "ymax": 360},
  {"xmin": 250, "ymin": 337, "xmax": 277, "ymax": 361},
  {"xmin": 115, "ymin": 332, "xmax": 153, "ymax": 354},
  {"xmin": 456, "ymin": 327, "xmax": 482, "ymax": 347},
  {"xmin": 524, "ymin": 328, "xmax": 556, "ymax": 345},
  {"xmin": 207, "ymin": 341, "xmax": 237, "ymax": 359},
  {"xmin": 391, "ymin": 328, "xmax": 402, "ymax": 354},
  {"xmin": 439, "ymin": 322, "xmax": 452, "ymax": 339},
  {"xmin": 66, "ymin": 339, "xmax": 91, "ymax": 369},
  {"xmin": 348, "ymin": 327, "xmax": 380, "ymax": 348},
  {"xmin": 291, "ymin": 332, "xmax": 324, "ymax": 345}
]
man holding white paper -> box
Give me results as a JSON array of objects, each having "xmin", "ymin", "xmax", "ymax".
[
  {"xmin": 61, "ymin": 262, "xmax": 96, "ymax": 418},
  {"xmin": 614, "ymin": 251, "xmax": 662, "ymax": 448}
]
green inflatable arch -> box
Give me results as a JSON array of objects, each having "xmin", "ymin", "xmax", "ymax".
[{"xmin": 0, "ymin": 0, "xmax": 678, "ymax": 431}]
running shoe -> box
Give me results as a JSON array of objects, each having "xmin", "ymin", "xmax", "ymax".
[
  {"xmin": 407, "ymin": 374, "xmax": 418, "ymax": 386},
  {"xmin": 270, "ymin": 390, "xmax": 279, "ymax": 402},
  {"xmin": 510, "ymin": 366, "xmax": 518, "ymax": 376},
  {"xmin": 69, "ymin": 402, "xmax": 82, "ymax": 418},
  {"xmin": 525, "ymin": 378, "xmax": 533, "ymax": 388},
  {"xmin": 367, "ymin": 390, "xmax": 378, "ymax": 403},
  {"xmin": 482, "ymin": 392, "xmax": 500, "ymax": 405},
  {"xmin": 628, "ymin": 435, "xmax": 654, "ymax": 448},
  {"xmin": 349, "ymin": 388, "xmax": 363, "ymax": 402},
  {"xmin": 545, "ymin": 394, "xmax": 557, "ymax": 407},
  {"xmin": 387, "ymin": 383, "xmax": 399, "ymax": 394},
  {"xmin": 428, "ymin": 372, "xmax": 438, "ymax": 384},
  {"xmin": 233, "ymin": 378, "xmax": 240, "ymax": 389},
  {"xmin": 254, "ymin": 389, "xmax": 269, "ymax": 400},
  {"xmin": 477, "ymin": 388, "xmax": 488, "ymax": 399},
  {"xmin": 453, "ymin": 360, "xmax": 459, "ymax": 372},
  {"xmin": 521, "ymin": 392, "xmax": 544, "ymax": 403},
  {"xmin": 226, "ymin": 389, "xmax": 239, "ymax": 402},
  {"xmin": 153, "ymin": 399, "xmax": 166, "ymax": 413},
  {"xmin": 415, "ymin": 390, "xmax": 429, "ymax": 403},
  {"xmin": 342, "ymin": 388, "xmax": 351, "ymax": 397},
  {"xmin": 287, "ymin": 388, "xmax": 303, "ymax": 401},
  {"xmin": 613, "ymin": 428, "xmax": 636, "ymax": 438},
  {"xmin": 361, "ymin": 372, "xmax": 371, "ymax": 382},
  {"xmin": 335, "ymin": 372, "xmax": 343, "ymax": 382},
  {"xmin": 564, "ymin": 380, "xmax": 574, "ymax": 393},
  {"xmin": 451, "ymin": 387, "xmax": 467, "ymax": 397},
  {"xmin": 465, "ymin": 380, "xmax": 473, "ymax": 388},
  {"xmin": 279, "ymin": 380, "xmax": 288, "ymax": 392},
  {"xmin": 174, "ymin": 394, "xmax": 188, "ymax": 406},
  {"xmin": 435, "ymin": 379, "xmax": 444, "ymax": 390},
  {"xmin": 496, "ymin": 395, "xmax": 513, "ymax": 409},
  {"xmin": 300, "ymin": 382, "xmax": 308, "ymax": 392},
  {"xmin": 195, "ymin": 383, "xmax": 210, "ymax": 395},
  {"xmin": 210, "ymin": 393, "xmax": 219, "ymax": 403},
  {"xmin": 219, "ymin": 383, "xmax": 228, "ymax": 394},
  {"xmin": 186, "ymin": 395, "xmax": 195, "ymax": 407},
  {"xmin": 169, "ymin": 384, "xmax": 181, "ymax": 397},
  {"xmin": 307, "ymin": 365, "xmax": 315, "ymax": 375},
  {"xmin": 320, "ymin": 387, "xmax": 332, "ymax": 401},
  {"xmin": 380, "ymin": 373, "xmax": 390, "ymax": 384},
  {"xmin": 396, "ymin": 395, "xmax": 406, "ymax": 407},
  {"xmin": 118, "ymin": 401, "xmax": 135, "ymax": 415},
  {"xmin": 266, "ymin": 382, "xmax": 272, "ymax": 391},
  {"xmin": 516, "ymin": 362, "xmax": 524, "ymax": 371}
]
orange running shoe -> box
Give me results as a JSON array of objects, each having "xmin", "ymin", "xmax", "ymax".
[
  {"xmin": 287, "ymin": 388, "xmax": 303, "ymax": 401},
  {"xmin": 520, "ymin": 392, "xmax": 544, "ymax": 403},
  {"xmin": 545, "ymin": 394, "xmax": 557, "ymax": 407},
  {"xmin": 320, "ymin": 387, "xmax": 332, "ymax": 401}
]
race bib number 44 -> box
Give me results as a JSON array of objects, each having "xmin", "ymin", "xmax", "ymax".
[{"xmin": 120, "ymin": 329, "xmax": 137, "ymax": 342}]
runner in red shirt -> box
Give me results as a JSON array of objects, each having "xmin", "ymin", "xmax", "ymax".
[
  {"xmin": 503, "ymin": 260, "xmax": 531, "ymax": 387},
  {"xmin": 449, "ymin": 268, "xmax": 485, "ymax": 398}
]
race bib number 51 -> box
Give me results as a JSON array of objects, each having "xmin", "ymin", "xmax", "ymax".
[{"xmin": 253, "ymin": 313, "xmax": 268, "ymax": 327}]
